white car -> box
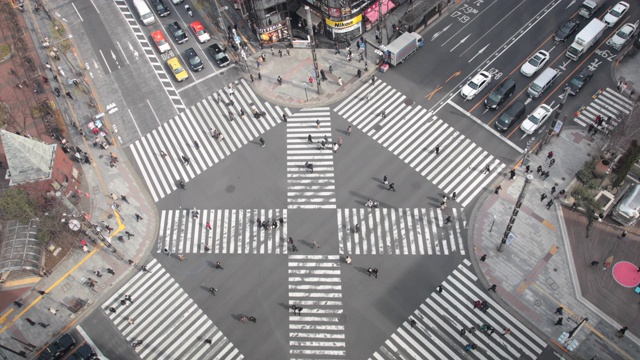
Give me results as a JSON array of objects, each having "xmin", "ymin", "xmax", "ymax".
[
  {"xmin": 460, "ymin": 71, "xmax": 492, "ymax": 100},
  {"xmin": 520, "ymin": 104, "xmax": 552, "ymax": 135},
  {"xmin": 520, "ymin": 50, "xmax": 550, "ymax": 77},
  {"xmin": 609, "ymin": 22, "xmax": 637, "ymax": 50},
  {"xmin": 604, "ymin": 1, "xmax": 629, "ymax": 27}
]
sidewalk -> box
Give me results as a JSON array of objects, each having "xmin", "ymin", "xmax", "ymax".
[{"xmin": 0, "ymin": 3, "xmax": 158, "ymax": 357}]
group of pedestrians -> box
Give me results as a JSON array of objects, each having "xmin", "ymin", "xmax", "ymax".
[{"xmin": 256, "ymin": 217, "xmax": 284, "ymax": 230}]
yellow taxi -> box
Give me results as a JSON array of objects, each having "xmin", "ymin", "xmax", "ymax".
[{"xmin": 167, "ymin": 56, "xmax": 188, "ymax": 82}]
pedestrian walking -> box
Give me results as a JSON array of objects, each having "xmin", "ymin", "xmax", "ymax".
[
  {"xmin": 460, "ymin": 328, "xmax": 466, "ymax": 336},
  {"xmin": 488, "ymin": 284, "xmax": 497, "ymax": 292},
  {"xmin": 291, "ymin": 304, "xmax": 297, "ymax": 313},
  {"xmin": 480, "ymin": 254, "xmax": 487, "ymax": 262},
  {"xmin": 537, "ymin": 165, "xmax": 543, "ymax": 174},
  {"xmin": 120, "ymin": 195, "xmax": 129, "ymax": 204},
  {"xmin": 619, "ymin": 230, "xmax": 627, "ymax": 239},
  {"xmin": 525, "ymin": 165, "xmax": 531, "ymax": 173},
  {"xmin": 345, "ymin": 256, "xmax": 352, "ymax": 264},
  {"xmin": 555, "ymin": 307, "xmax": 563, "ymax": 315},
  {"xmin": 347, "ymin": 126, "xmax": 352, "ymax": 136},
  {"xmin": 468, "ymin": 326, "xmax": 476, "ymax": 333},
  {"xmin": 570, "ymin": 202, "xmax": 578, "ymax": 211},
  {"xmin": 125, "ymin": 231, "xmax": 134, "ymax": 239},
  {"xmin": 440, "ymin": 201, "xmax": 447, "ymax": 210},
  {"xmin": 551, "ymin": 186, "xmax": 556, "ymax": 195},
  {"xmin": 38, "ymin": 322, "xmax": 50, "ymax": 328},
  {"xmin": 297, "ymin": 307, "xmax": 303, "ymax": 316},
  {"xmin": 291, "ymin": 244, "xmax": 298, "ymax": 252},
  {"xmin": 320, "ymin": 69, "xmax": 327, "ymax": 81},
  {"xmin": 107, "ymin": 268, "xmax": 115, "ymax": 275},
  {"xmin": 509, "ymin": 169, "xmax": 516, "ymax": 180},
  {"xmin": 109, "ymin": 307, "xmax": 117, "ymax": 314},
  {"xmin": 464, "ymin": 344, "xmax": 477, "ymax": 352},
  {"xmin": 388, "ymin": 183, "xmax": 396, "ymax": 192},
  {"xmin": 556, "ymin": 189, "xmax": 566, "ymax": 198},
  {"xmin": 178, "ymin": 254, "xmax": 185, "ymax": 261},
  {"xmin": 484, "ymin": 165, "xmax": 491, "ymax": 174},
  {"xmin": 105, "ymin": 225, "xmax": 114, "ymax": 233},
  {"xmin": 365, "ymin": 92, "xmax": 371, "ymax": 102},
  {"xmin": 260, "ymin": 138, "xmax": 265, "ymax": 147},
  {"xmin": 540, "ymin": 193, "xmax": 547, "ymax": 202},
  {"xmin": 616, "ymin": 326, "xmax": 628, "ymax": 338},
  {"xmin": 94, "ymin": 270, "xmax": 102, "ymax": 277},
  {"xmin": 494, "ymin": 185, "xmax": 502, "ymax": 194},
  {"xmin": 206, "ymin": 222, "xmax": 212, "ymax": 230},
  {"xmin": 354, "ymin": 224, "xmax": 360, "ymax": 233},
  {"xmin": 316, "ymin": 119, "xmax": 321, "ymax": 129},
  {"xmin": 13, "ymin": 301, "xmax": 23, "ymax": 308},
  {"xmin": 588, "ymin": 123, "xmax": 595, "ymax": 134},
  {"xmin": 249, "ymin": 316, "xmax": 257, "ymax": 323},
  {"xmin": 181, "ymin": 155, "xmax": 190, "ymax": 165},
  {"xmin": 452, "ymin": 191, "xmax": 457, "ymax": 200},
  {"xmin": 410, "ymin": 319, "xmax": 416, "ymax": 328},
  {"xmin": 312, "ymin": 240, "xmax": 320, "ymax": 248},
  {"xmin": 288, "ymin": 236, "xmax": 294, "ymax": 245},
  {"xmin": 209, "ymin": 287, "xmax": 217, "ymax": 296},
  {"xmin": 371, "ymin": 75, "xmax": 376, "ymax": 85},
  {"xmin": 338, "ymin": 77, "xmax": 343, "ymax": 86},
  {"xmin": 382, "ymin": 175, "xmax": 388, "ymax": 184},
  {"xmin": 216, "ymin": 261, "xmax": 224, "ymax": 269},
  {"xmin": 549, "ymin": 158, "xmax": 556, "ymax": 167},
  {"xmin": 444, "ymin": 216, "xmax": 452, "ymax": 224},
  {"xmin": 26, "ymin": 318, "xmax": 36, "ymax": 326},
  {"xmin": 590, "ymin": 260, "xmax": 599, "ymax": 267},
  {"xmin": 546, "ymin": 151, "xmax": 553, "ymax": 162},
  {"xmin": 307, "ymin": 134, "xmax": 313, "ymax": 143},
  {"xmin": 555, "ymin": 317, "xmax": 563, "ymax": 326},
  {"xmin": 503, "ymin": 328, "xmax": 511, "ymax": 335},
  {"xmin": 160, "ymin": 150, "xmax": 168, "ymax": 159},
  {"xmin": 65, "ymin": 91, "xmax": 73, "ymax": 99},
  {"xmin": 436, "ymin": 285, "xmax": 444, "ymax": 293},
  {"xmin": 542, "ymin": 171, "xmax": 550, "ymax": 180},
  {"xmin": 546, "ymin": 199, "xmax": 553, "ymax": 210},
  {"xmin": 435, "ymin": 145, "xmax": 440, "ymax": 155},
  {"xmin": 135, "ymin": 213, "xmax": 143, "ymax": 222}
]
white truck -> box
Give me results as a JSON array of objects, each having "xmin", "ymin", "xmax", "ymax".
[
  {"xmin": 381, "ymin": 32, "xmax": 423, "ymax": 66},
  {"xmin": 579, "ymin": 0, "xmax": 603, "ymax": 18},
  {"xmin": 566, "ymin": 18, "xmax": 606, "ymax": 60},
  {"xmin": 133, "ymin": 0, "xmax": 155, "ymax": 25}
]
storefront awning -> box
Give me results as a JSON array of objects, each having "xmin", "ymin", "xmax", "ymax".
[
  {"xmin": 296, "ymin": 6, "xmax": 323, "ymax": 25},
  {"xmin": 364, "ymin": 0, "xmax": 396, "ymax": 24}
]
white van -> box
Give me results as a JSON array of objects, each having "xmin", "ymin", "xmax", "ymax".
[
  {"xmin": 612, "ymin": 184, "xmax": 640, "ymax": 226},
  {"xmin": 133, "ymin": 0, "xmax": 156, "ymax": 25}
]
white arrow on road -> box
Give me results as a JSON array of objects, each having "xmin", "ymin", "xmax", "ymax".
[
  {"xmin": 128, "ymin": 42, "xmax": 139, "ymax": 61},
  {"xmin": 566, "ymin": 0, "xmax": 576, "ymax": 9},
  {"xmin": 431, "ymin": 24, "xmax": 451, "ymax": 42},
  {"xmin": 450, "ymin": 34, "xmax": 470, "ymax": 52},
  {"xmin": 467, "ymin": 44, "xmax": 490, "ymax": 63},
  {"xmin": 557, "ymin": 60, "xmax": 572, "ymax": 71}
]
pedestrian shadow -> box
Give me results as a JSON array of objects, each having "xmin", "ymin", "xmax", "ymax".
[
  {"xmin": 298, "ymin": 239, "xmax": 314, "ymax": 248},
  {"xmin": 355, "ymin": 266, "xmax": 371, "ymax": 276},
  {"xmin": 278, "ymin": 302, "xmax": 292, "ymax": 311},
  {"xmin": 205, "ymin": 261, "xmax": 218, "ymax": 269}
]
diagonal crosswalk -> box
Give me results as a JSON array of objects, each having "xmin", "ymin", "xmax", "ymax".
[
  {"xmin": 573, "ymin": 87, "xmax": 634, "ymax": 132},
  {"xmin": 130, "ymin": 79, "xmax": 290, "ymax": 202},
  {"xmin": 288, "ymin": 255, "xmax": 347, "ymax": 358},
  {"xmin": 101, "ymin": 258, "xmax": 244, "ymax": 360},
  {"xmin": 335, "ymin": 82, "xmax": 505, "ymax": 208},
  {"xmin": 287, "ymin": 108, "xmax": 337, "ymax": 209},
  {"xmin": 337, "ymin": 208, "xmax": 466, "ymax": 255},
  {"xmin": 157, "ymin": 209, "xmax": 288, "ymax": 254},
  {"xmin": 370, "ymin": 259, "xmax": 547, "ymax": 360}
]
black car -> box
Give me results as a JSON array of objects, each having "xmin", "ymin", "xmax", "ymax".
[
  {"xmin": 554, "ymin": 18, "xmax": 579, "ymax": 42},
  {"xmin": 37, "ymin": 334, "xmax": 76, "ymax": 360},
  {"xmin": 485, "ymin": 78, "xmax": 516, "ymax": 109},
  {"xmin": 207, "ymin": 43, "xmax": 230, "ymax": 67},
  {"xmin": 67, "ymin": 344, "xmax": 97, "ymax": 360},
  {"xmin": 495, "ymin": 101, "xmax": 526, "ymax": 132},
  {"xmin": 152, "ymin": 0, "xmax": 170, "ymax": 17},
  {"xmin": 168, "ymin": 22, "xmax": 188, "ymax": 44},
  {"xmin": 567, "ymin": 68, "xmax": 593, "ymax": 95},
  {"xmin": 185, "ymin": 48, "xmax": 204, "ymax": 71}
]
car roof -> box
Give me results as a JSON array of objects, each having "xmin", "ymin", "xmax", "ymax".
[
  {"xmin": 613, "ymin": 2, "xmax": 629, "ymax": 10},
  {"xmin": 533, "ymin": 104, "xmax": 551, "ymax": 114},
  {"xmin": 496, "ymin": 78, "xmax": 515, "ymax": 91},
  {"xmin": 152, "ymin": 30, "xmax": 165, "ymax": 40},
  {"xmin": 191, "ymin": 21, "xmax": 204, "ymax": 29},
  {"xmin": 533, "ymin": 50, "xmax": 549, "ymax": 57},
  {"xmin": 167, "ymin": 57, "xmax": 181, "ymax": 67},
  {"xmin": 505, "ymin": 101, "xmax": 525, "ymax": 115}
]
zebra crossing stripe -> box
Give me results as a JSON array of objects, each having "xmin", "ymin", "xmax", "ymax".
[
  {"xmin": 575, "ymin": 87, "xmax": 634, "ymax": 128},
  {"xmin": 371, "ymin": 261, "xmax": 546, "ymax": 360},
  {"xmin": 336, "ymin": 208, "xmax": 466, "ymax": 255},
  {"xmin": 336, "ymin": 82, "xmax": 504, "ymax": 209},
  {"xmin": 157, "ymin": 209, "xmax": 288, "ymax": 254},
  {"xmin": 130, "ymin": 79, "xmax": 285, "ymax": 202},
  {"xmin": 288, "ymin": 255, "xmax": 346, "ymax": 358},
  {"xmin": 102, "ymin": 259, "xmax": 243, "ymax": 359},
  {"xmin": 286, "ymin": 108, "xmax": 337, "ymax": 209}
]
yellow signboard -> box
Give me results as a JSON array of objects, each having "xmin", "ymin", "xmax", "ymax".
[{"xmin": 325, "ymin": 14, "xmax": 363, "ymax": 29}]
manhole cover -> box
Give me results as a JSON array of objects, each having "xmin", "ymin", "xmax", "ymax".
[
  {"xmin": 226, "ymin": 185, "xmax": 236, "ymax": 193},
  {"xmin": 404, "ymin": 98, "xmax": 414, "ymax": 106},
  {"xmin": 534, "ymin": 300, "xmax": 542, "ymax": 306}
]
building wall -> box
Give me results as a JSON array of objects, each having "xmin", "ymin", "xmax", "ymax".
[{"xmin": 18, "ymin": 146, "xmax": 79, "ymax": 196}]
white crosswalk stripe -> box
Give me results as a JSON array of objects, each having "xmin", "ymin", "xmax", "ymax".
[
  {"xmin": 130, "ymin": 79, "xmax": 290, "ymax": 202},
  {"xmin": 370, "ymin": 259, "xmax": 547, "ymax": 360},
  {"xmin": 287, "ymin": 108, "xmax": 337, "ymax": 209},
  {"xmin": 288, "ymin": 255, "xmax": 347, "ymax": 358},
  {"xmin": 335, "ymin": 82, "xmax": 505, "ymax": 208},
  {"xmin": 157, "ymin": 209, "xmax": 288, "ymax": 254},
  {"xmin": 337, "ymin": 208, "xmax": 466, "ymax": 255},
  {"xmin": 101, "ymin": 258, "xmax": 243, "ymax": 360},
  {"xmin": 573, "ymin": 87, "xmax": 634, "ymax": 131}
]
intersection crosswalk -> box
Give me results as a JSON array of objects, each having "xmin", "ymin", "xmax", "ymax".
[
  {"xmin": 157, "ymin": 209, "xmax": 288, "ymax": 254},
  {"xmin": 287, "ymin": 108, "xmax": 337, "ymax": 209},
  {"xmin": 130, "ymin": 79, "xmax": 290, "ymax": 202},
  {"xmin": 337, "ymin": 208, "xmax": 466, "ymax": 255},
  {"xmin": 573, "ymin": 87, "xmax": 634, "ymax": 132},
  {"xmin": 370, "ymin": 259, "xmax": 547, "ymax": 360},
  {"xmin": 288, "ymin": 255, "xmax": 347, "ymax": 358},
  {"xmin": 335, "ymin": 82, "xmax": 505, "ymax": 208},
  {"xmin": 101, "ymin": 258, "xmax": 243, "ymax": 360}
]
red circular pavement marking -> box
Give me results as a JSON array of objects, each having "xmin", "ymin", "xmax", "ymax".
[{"xmin": 612, "ymin": 261, "xmax": 640, "ymax": 288}]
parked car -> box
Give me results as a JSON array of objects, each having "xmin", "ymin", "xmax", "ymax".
[
  {"xmin": 207, "ymin": 43, "xmax": 230, "ymax": 67},
  {"xmin": 520, "ymin": 104, "xmax": 553, "ymax": 135},
  {"xmin": 151, "ymin": 30, "xmax": 171, "ymax": 53},
  {"xmin": 485, "ymin": 78, "xmax": 516, "ymax": 109},
  {"xmin": 554, "ymin": 18, "xmax": 580, "ymax": 42},
  {"xmin": 567, "ymin": 68, "xmax": 593, "ymax": 95},
  {"xmin": 185, "ymin": 48, "xmax": 204, "ymax": 72},
  {"xmin": 495, "ymin": 101, "xmax": 526, "ymax": 132},
  {"xmin": 168, "ymin": 21, "xmax": 188, "ymax": 44},
  {"xmin": 609, "ymin": 22, "xmax": 637, "ymax": 50},
  {"xmin": 190, "ymin": 21, "xmax": 211, "ymax": 43},
  {"xmin": 520, "ymin": 50, "xmax": 550, "ymax": 77},
  {"xmin": 37, "ymin": 334, "xmax": 76, "ymax": 360},
  {"xmin": 603, "ymin": 1, "xmax": 629, "ymax": 27},
  {"xmin": 460, "ymin": 71, "xmax": 492, "ymax": 100}
]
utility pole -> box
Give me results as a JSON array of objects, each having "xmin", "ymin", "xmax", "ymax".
[
  {"xmin": 541, "ymin": 86, "xmax": 570, "ymax": 150},
  {"xmin": 305, "ymin": 6, "xmax": 321, "ymax": 94},
  {"xmin": 213, "ymin": 0, "xmax": 226, "ymax": 38},
  {"xmin": 498, "ymin": 174, "xmax": 533, "ymax": 252},
  {"xmin": 378, "ymin": 0, "xmax": 384, "ymax": 45}
]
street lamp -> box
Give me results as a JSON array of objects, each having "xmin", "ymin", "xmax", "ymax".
[
  {"xmin": 305, "ymin": 6, "xmax": 321, "ymax": 95},
  {"xmin": 303, "ymin": 82, "xmax": 308, "ymax": 101},
  {"xmin": 498, "ymin": 174, "xmax": 533, "ymax": 252}
]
